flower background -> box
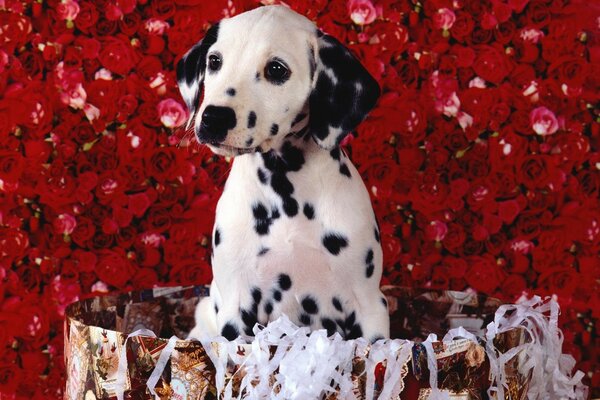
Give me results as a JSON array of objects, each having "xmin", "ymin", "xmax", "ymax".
[{"xmin": 0, "ymin": 0, "xmax": 598, "ymax": 398}]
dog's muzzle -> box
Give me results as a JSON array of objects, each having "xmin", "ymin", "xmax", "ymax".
[{"xmin": 198, "ymin": 105, "xmax": 237, "ymax": 143}]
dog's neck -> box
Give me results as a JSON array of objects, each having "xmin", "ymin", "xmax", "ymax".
[{"xmin": 231, "ymin": 123, "xmax": 333, "ymax": 176}]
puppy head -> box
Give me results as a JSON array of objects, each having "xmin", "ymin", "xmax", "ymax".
[{"xmin": 177, "ymin": 5, "xmax": 380, "ymax": 157}]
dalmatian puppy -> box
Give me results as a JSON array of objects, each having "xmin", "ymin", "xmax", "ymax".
[{"xmin": 177, "ymin": 5, "xmax": 389, "ymax": 342}]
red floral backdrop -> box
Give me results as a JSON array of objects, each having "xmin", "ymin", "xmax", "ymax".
[{"xmin": 0, "ymin": 0, "xmax": 598, "ymax": 397}]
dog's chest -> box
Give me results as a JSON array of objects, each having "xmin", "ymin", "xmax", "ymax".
[{"xmin": 211, "ymin": 139, "xmax": 378, "ymax": 280}]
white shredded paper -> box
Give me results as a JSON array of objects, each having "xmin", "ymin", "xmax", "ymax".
[
  {"xmin": 200, "ymin": 315, "xmax": 413, "ymax": 400},
  {"xmin": 112, "ymin": 297, "xmax": 588, "ymax": 400}
]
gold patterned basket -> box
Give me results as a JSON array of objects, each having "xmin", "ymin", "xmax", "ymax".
[{"xmin": 64, "ymin": 285, "xmax": 584, "ymax": 400}]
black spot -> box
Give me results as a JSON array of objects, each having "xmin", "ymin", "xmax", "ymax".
[
  {"xmin": 248, "ymin": 111, "xmax": 257, "ymax": 129},
  {"xmin": 299, "ymin": 313, "xmax": 312, "ymax": 325},
  {"xmin": 255, "ymin": 72, "xmax": 260, "ymax": 81},
  {"xmin": 221, "ymin": 322, "xmax": 239, "ymax": 340},
  {"xmin": 257, "ymin": 168, "xmax": 267, "ymax": 184},
  {"xmin": 176, "ymin": 23, "xmax": 220, "ymax": 115},
  {"xmin": 264, "ymin": 302, "xmax": 273, "ymax": 315},
  {"xmin": 245, "ymin": 137, "xmax": 254, "ymax": 147},
  {"xmin": 278, "ymin": 274, "xmax": 292, "ymax": 291},
  {"xmin": 292, "ymin": 113, "xmax": 307, "ymax": 126},
  {"xmin": 303, "ymin": 203, "xmax": 315, "ymax": 220},
  {"xmin": 301, "ymin": 296, "xmax": 318, "ymax": 314},
  {"xmin": 374, "ymin": 227, "xmax": 380, "ymax": 243},
  {"xmin": 252, "ymin": 202, "xmax": 271, "ymax": 235},
  {"xmin": 251, "ymin": 287, "xmax": 262, "ymax": 305},
  {"xmin": 214, "ymin": 229, "xmax": 221, "ymax": 247},
  {"xmin": 226, "ymin": 87, "xmax": 236, "ymax": 96},
  {"xmin": 332, "ymin": 297, "xmax": 343, "ymax": 312},
  {"xmin": 282, "ymin": 197, "xmax": 298, "ymax": 217},
  {"xmin": 273, "ymin": 290, "xmax": 282, "ymax": 302},
  {"xmin": 322, "ymin": 233, "xmax": 349, "ymax": 255},
  {"xmin": 339, "ymin": 164, "xmax": 351, "ymax": 178},
  {"xmin": 241, "ymin": 310, "xmax": 257, "ymax": 330},
  {"xmin": 366, "ymin": 264, "xmax": 374, "ymax": 278},
  {"xmin": 261, "ymin": 143, "xmax": 305, "ymax": 218},
  {"xmin": 345, "ymin": 311, "xmax": 356, "ymax": 328},
  {"xmin": 270, "ymin": 124, "xmax": 279, "ymax": 136},
  {"xmin": 365, "ymin": 249, "xmax": 374, "ymax": 264},
  {"xmin": 280, "ymin": 142, "xmax": 305, "ymax": 171},
  {"xmin": 321, "ymin": 318, "xmax": 336, "ymax": 336},
  {"xmin": 214, "ymin": 304, "xmax": 219, "ymax": 314},
  {"xmin": 258, "ymin": 247, "xmax": 269, "ymax": 256},
  {"xmin": 271, "ymin": 174, "xmax": 294, "ymax": 196},
  {"xmin": 308, "ymin": 34, "xmax": 380, "ymax": 149},
  {"xmin": 330, "ymin": 148, "xmax": 340, "ymax": 160},
  {"xmin": 271, "ymin": 207, "xmax": 281, "ymax": 220},
  {"xmin": 347, "ymin": 324, "xmax": 363, "ymax": 340},
  {"xmin": 381, "ymin": 297, "xmax": 388, "ymax": 308}
]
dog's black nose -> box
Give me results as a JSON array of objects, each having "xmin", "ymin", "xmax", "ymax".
[{"xmin": 198, "ymin": 105, "xmax": 237, "ymax": 143}]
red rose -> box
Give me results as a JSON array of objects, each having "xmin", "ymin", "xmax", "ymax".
[
  {"xmin": 473, "ymin": 45, "xmax": 512, "ymax": 84},
  {"xmin": 128, "ymin": 192, "xmax": 151, "ymax": 217},
  {"xmin": 72, "ymin": 250, "xmax": 97, "ymax": 272},
  {"xmin": 515, "ymin": 210, "xmax": 543, "ymax": 241},
  {"xmin": 500, "ymin": 274, "xmax": 527, "ymax": 301},
  {"xmin": 538, "ymin": 268, "xmax": 578, "ymax": 298},
  {"xmin": 0, "ymin": 228, "xmax": 29, "ymax": 264},
  {"xmin": 470, "ymin": 27, "xmax": 494, "ymax": 45},
  {"xmin": 74, "ymin": 2, "xmax": 99, "ymax": 33},
  {"xmin": 71, "ymin": 217, "xmax": 95, "ymax": 247},
  {"xmin": 494, "ymin": 20, "xmax": 516, "ymax": 45},
  {"xmin": 0, "ymin": 150, "xmax": 24, "ymax": 185},
  {"xmin": 517, "ymin": 155, "xmax": 563, "ymax": 190},
  {"xmin": 525, "ymin": 0, "xmax": 551, "ymax": 28},
  {"xmin": 465, "ymin": 255, "xmax": 505, "ymax": 294},
  {"xmin": 145, "ymin": 206, "xmax": 172, "ymax": 233},
  {"xmin": 442, "ymin": 223, "xmax": 467, "ymax": 253},
  {"xmin": 132, "ymin": 268, "xmax": 159, "ymax": 289},
  {"xmin": 95, "ymin": 249, "xmax": 135, "ymax": 288},
  {"xmin": 150, "ymin": 0, "xmax": 176, "ymax": 18},
  {"xmin": 98, "ymin": 36, "xmax": 140, "ymax": 76},
  {"xmin": 450, "ymin": 12, "xmax": 474, "ymax": 41},
  {"xmin": 116, "ymin": 226, "xmax": 137, "ymax": 248},
  {"xmin": 148, "ymin": 147, "xmax": 180, "ymax": 181},
  {"xmin": 169, "ymin": 260, "xmax": 211, "ymax": 285},
  {"xmin": 16, "ymin": 303, "xmax": 51, "ymax": 347},
  {"xmin": 451, "ymin": 45, "xmax": 476, "ymax": 68},
  {"xmin": 444, "ymin": 256, "xmax": 468, "ymax": 280}
]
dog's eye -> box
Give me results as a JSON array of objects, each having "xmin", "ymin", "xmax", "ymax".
[
  {"xmin": 208, "ymin": 54, "xmax": 222, "ymax": 72},
  {"xmin": 264, "ymin": 59, "xmax": 290, "ymax": 84}
]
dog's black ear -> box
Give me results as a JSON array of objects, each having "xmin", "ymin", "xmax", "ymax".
[
  {"xmin": 176, "ymin": 23, "xmax": 220, "ymax": 117},
  {"xmin": 309, "ymin": 32, "xmax": 381, "ymax": 150}
]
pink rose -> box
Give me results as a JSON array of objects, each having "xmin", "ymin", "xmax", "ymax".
[
  {"xmin": 433, "ymin": 8, "xmax": 456, "ymax": 30},
  {"xmin": 348, "ymin": 0, "xmax": 378, "ymax": 26},
  {"xmin": 425, "ymin": 220, "xmax": 448, "ymax": 241},
  {"xmin": 53, "ymin": 213, "xmax": 77, "ymax": 235},
  {"xmin": 145, "ymin": 18, "xmax": 170, "ymax": 35},
  {"xmin": 56, "ymin": 0, "xmax": 80, "ymax": 21},
  {"xmin": 157, "ymin": 98, "xmax": 188, "ymax": 128},
  {"xmin": 520, "ymin": 28, "xmax": 544, "ymax": 43},
  {"xmin": 140, "ymin": 232, "xmax": 165, "ymax": 248},
  {"xmin": 60, "ymin": 82, "xmax": 87, "ymax": 109},
  {"xmin": 530, "ymin": 106, "xmax": 559, "ymax": 136}
]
